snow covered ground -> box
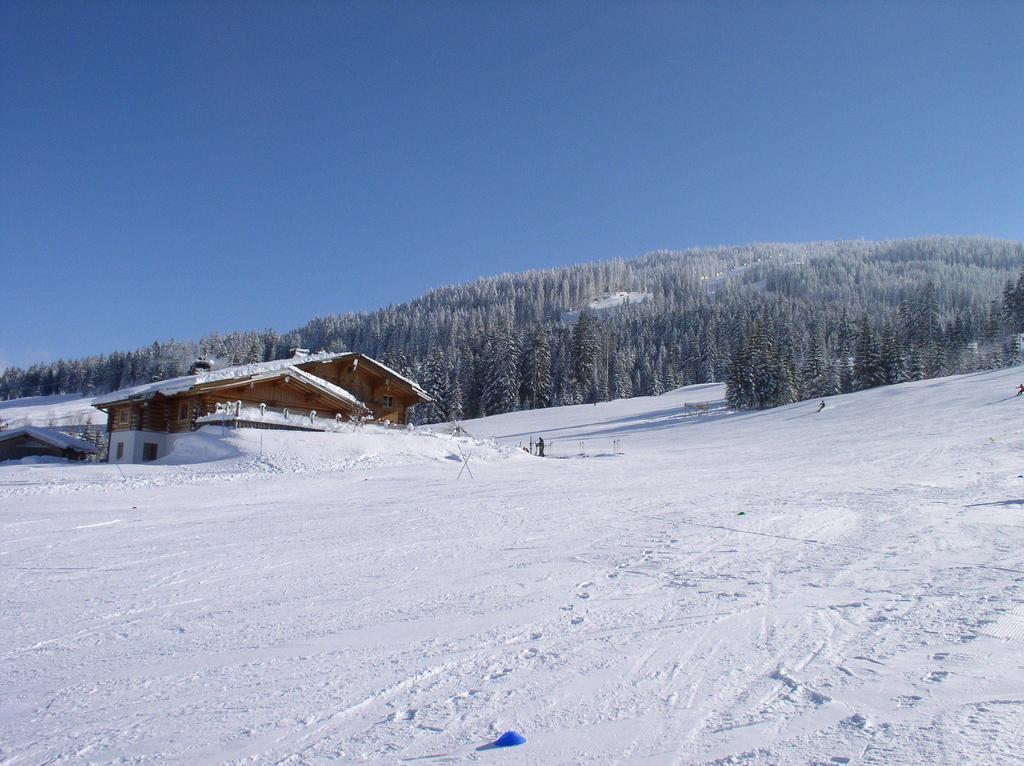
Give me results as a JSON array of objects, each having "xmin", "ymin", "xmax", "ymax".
[{"xmin": 3, "ymin": 368, "xmax": 1024, "ymax": 764}]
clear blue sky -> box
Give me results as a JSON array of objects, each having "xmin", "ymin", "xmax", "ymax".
[{"xmin": 2, "ymin": 0, "xmax": 1022, "ymax": 370}]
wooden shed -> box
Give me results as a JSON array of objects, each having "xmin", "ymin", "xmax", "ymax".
[{"xmin": 0, "ymin": 427, "xmax": 98, "ymax": 463}]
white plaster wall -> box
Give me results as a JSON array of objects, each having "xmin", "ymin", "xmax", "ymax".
[{"xmin": 108, "ymin": 431, "xmax": 181, "ymax": 464}]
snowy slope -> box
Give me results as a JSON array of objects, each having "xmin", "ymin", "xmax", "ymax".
[
  {"xmin": 2, "ymin": 369, "xmax": 1024, "ymax": 764},
  {"xmin": 460, "ymin": 382, "xmax": 726, "ymax": 453},
  {"xmin": 560, "ymin": 291, "xmax": 652, "ymax": 323},
  {"xmin": 0, "ymin": 393, "xmax": 105, "ymax": 428}
]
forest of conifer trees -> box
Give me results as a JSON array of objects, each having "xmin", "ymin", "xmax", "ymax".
[{"xmin": 3, "ymin": 236, "xmax": 1023, "ymax": 421}]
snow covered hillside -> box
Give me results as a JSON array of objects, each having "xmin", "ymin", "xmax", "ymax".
[
  {"xmin": 0, "ymin": 393, "xmax": 104, "ymax": 429},
  {"xmin": 3, "ymin": 369, "xmax": 1024, "ymax": 764}
]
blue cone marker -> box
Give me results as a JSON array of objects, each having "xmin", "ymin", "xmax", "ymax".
[{"xmin": 493, "ymin": 730, "xmax": 526, "ymax": 747}]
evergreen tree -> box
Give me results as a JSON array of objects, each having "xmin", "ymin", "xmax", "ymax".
[
  {"xmin": 461, "ymin": 349, "xmax": 486, "ymax": 419},
  {"xmin": 1005, "ymin": 333, "xmax": 1024, "ymax": 367},
  {"xmin": 748, "ymin": 323, "xmax": 796, "ymax": 409},
  {"xmin": 558, "ymin": 362, "xmax": 581, "ymax": 405},
  {"xmin": 801, "ymin": 329, "xmax": 835, "ymax": 398},
  {"xmin": 920, "ymin": 280, "xmax": 942, "ymax": 343},
  {"xmin": 416, "ymin": 350, "xmax": 457, "ymax": 423},
  {"xmin": 610, "ymin": 350, "xmax": 633, "ymax": 400},
  {"xmin": 878, "ymin": 322, "xmax": 906, "ymax": 385},
  {"xmin": 698, "ymin": 326, "xmax": 718, "ymax": 384},
  {"xmin": 482, "ymin": 326, "xmax": 521, "ymax": 415},
  {"xmin": 853, "ymin": 317, "xmax": 883, "ymax": 390},
  {"xmin": 1002, "ymin": 270, "xmax": 1024, "ymax": 331},
  {"xmin": 649, "ymin": 355, "xmax": 664, "ymax": 396},
  {"xmin": 243, "ymin": 335, "xmax": 264, "ymax": 364},
  {"xmin": 725, "ymin": 326, "xmax": 755, "ymax": 410},
  {"xmin": 521, "ymin": 326, "xmax": 553, "ymax": 409},
  {"xmin": 572, "ymin": 308, "xmax": 602, "ymax": 403},
  {"xmin": 907, "ymin": 346, "xmax": 928, "ymax": 381}
]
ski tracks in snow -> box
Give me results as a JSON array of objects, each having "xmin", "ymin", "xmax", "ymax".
[{"xmin": 5, "ymin": 371, "xmax": 1024, "ymax": 764}]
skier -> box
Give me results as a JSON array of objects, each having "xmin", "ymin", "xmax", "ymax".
[
  {"xmin": 1017, "ymin": 384, "xmax": 1024, "ymax": 397},
  {"xmin": 816, "ymin": 400, "xmax": 826, "ymax": 413},
  {"xmin": 536, "ymin": 436, "xmax": 545, "ymax": 457}
]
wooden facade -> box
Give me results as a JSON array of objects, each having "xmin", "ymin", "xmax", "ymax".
[
  {"xmin": 293, "ymin": 354, "xmax": 428, "ymax": 425},
  {"xmin": 0, "ymin": 430, "xmax": 96, "ymax": 462},
  {"xmin": 106, "ymin": 375, "xmax": 367, "ymax": 436}
]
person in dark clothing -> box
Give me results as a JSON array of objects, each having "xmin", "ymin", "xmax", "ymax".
[
  {"xmin": 816, "ymin": 400, "xmax": 826, "ymax": 412},
  {"xmin": 537, "ymin": 436, "xmax": 545, "ymax": 457},
  {"xmin": 1017, "ymin": 384, "xmax": 1024, "ymax": 397}
]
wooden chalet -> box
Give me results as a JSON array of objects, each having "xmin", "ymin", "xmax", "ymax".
[{"xmin": 93, "ymin": 351, "xmax": 432, "ymax": 464}]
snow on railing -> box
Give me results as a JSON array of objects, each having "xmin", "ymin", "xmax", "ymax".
[
  {"xmin": 193, "ymin": 402, "xmax": 423, "ymax": 436},
  {"xmin": 197, "ymin": 402, "xmax": 362, "ymax": 433}
]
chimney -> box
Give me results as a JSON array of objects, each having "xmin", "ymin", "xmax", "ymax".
[
  {"xmin": 189, "ymin": 359, "xmax": 214, "ymax": 374},
  {"xmin": 289, "ymin": 347, "xmax": 310, "ymax": 358}
]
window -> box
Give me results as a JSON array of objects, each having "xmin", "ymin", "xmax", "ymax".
[
  {"xmin": 118, "ymin": 409, "xmax": 129, "ymax": 425},
  {"xmin": 178, "ymin": 402, "xmax": 190, "ymax": 421},
  {"xmin": 115, "ymin": 442, "xmax": 124, "ymax": 460},
  {"xmin": 382, "ymin": 395, "xmax": 394, "ymax": 408},
  {"xmin": 142, "ymin": 443, "xmax": 158, "ymax": 462}
]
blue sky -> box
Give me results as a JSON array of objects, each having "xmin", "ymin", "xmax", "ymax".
[{"xmin": 2, "ymin": 0, "xmax": 1022, "ymax": 370}]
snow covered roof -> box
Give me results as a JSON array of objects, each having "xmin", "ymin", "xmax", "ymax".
[
  {"xmin": 93, "ymin": 350, "xmax": 431, "ymax": 408},
  {"xmin": 0, "ymin": 426, "xmax": 98, "ymax": 453},
  {"xmin": 93, "ymin": 351, "xmax": 360, "ymax": 408}
]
